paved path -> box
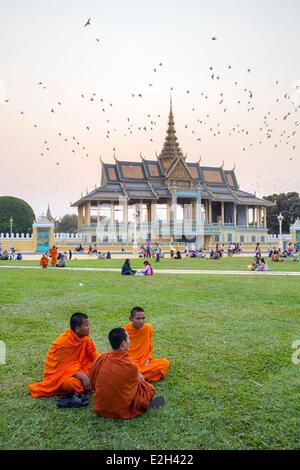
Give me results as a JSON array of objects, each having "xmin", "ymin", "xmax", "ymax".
[{"xmin": 1, "ymin": 265, "xmax": 299, "ymax": 276}]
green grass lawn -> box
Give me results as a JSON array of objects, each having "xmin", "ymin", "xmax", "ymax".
[
  {"xmin": 1, "ymin": 255, "xmax": 300, "ymax": 271},
  {"xmin": 0, "ymin": 268, "xmax": 299, "ymax": 450}
]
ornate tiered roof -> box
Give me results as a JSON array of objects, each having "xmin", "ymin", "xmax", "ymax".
[{"xmin": 72, "ymin": 100, "xmax": 272, "ymax": 208}]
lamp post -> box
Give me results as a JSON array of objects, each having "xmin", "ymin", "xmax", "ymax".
[
  {"xmin": 277, "ymin": 212, "xmax": 284, "ymax": 249},
  {"xmin": 9, "ymin": 217, "xmax": 13, "ymax": 251}
]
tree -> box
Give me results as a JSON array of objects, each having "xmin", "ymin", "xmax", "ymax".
[
  {"xmin": 55, "ymin": 214, "xmax": 78, "ymax": 233},
  {"xmin": 263, "ymin": 192, "xmax": 300, "ymax": 234},
  {"xmin": 0, "ymin": 196, "xmax": 36, "ymax": 234}
]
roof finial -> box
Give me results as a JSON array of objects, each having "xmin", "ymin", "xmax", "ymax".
[
  {"xmin": 140, "ymin": 152, "xmax": 142, "ymax": 159},
  {"xmin": 197, "ymin": 156, "xmax": 201, "ymax": 164},
  {"xmin": 233, "ymin": 162, "xmax": 236, "ymax": 171},
  {"xmin": 221, "ymin": 160, "xmax": 224, "ymax": 168},
  {"xmin": 155, "ymin": 150, "xmax": 158, "ymax": 158},
  {"xmin": 99, "ymin": 155, "xmax": 103, "ymax": 163},
  {"xmin": 170, "ymin": 94, "xmax": 173, "ymax": 114}
]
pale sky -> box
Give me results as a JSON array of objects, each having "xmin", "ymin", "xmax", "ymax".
[{"xmin": 0, "ymin": 0, "xmax": 299, "ymax": 218}]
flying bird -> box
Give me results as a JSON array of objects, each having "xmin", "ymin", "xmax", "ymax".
[
  {"xmin": 84, "ymin": 18, "xmax": 91, "ymax": 27},
  {"xmin": 211, "ymin": 36, "xmax": 217, "ymax": 40}
]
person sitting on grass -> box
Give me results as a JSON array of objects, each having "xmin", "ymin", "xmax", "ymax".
[
  {"xmin": 121, "ymin": 259, "xmax": 136, "ymax": 275},
  {"xmin": 56, "ymin": 256, "xmax": 66, "ymax": 268},
  {"xmin": 90, "ymin": 328, "xmax": 164, "ymax": 419},
  {"xmin": 272, "ymin": 249, "xmax": 283, "ymax": 262},
  {"xmin": 16, "ymin": 252, "xmax": 22, "ymax": 261},
  {"xmin": 174, "ymin": 250, "xmax": 182, "ymax": 259},
  {"xmin": 247, "ymin": 256, "xmax": 259, "ymax": 270},
  {"xmin": 140, "ymin": 260, "xmax": 153, "ymax": 275},
  {"xmin": 28, "ymin": 313, "xmax": 99, "ymax": 407},
  {"xmin": 255, "ymin": 257, "xmax": 269, "ymax": 272},
  {"xmin": 210, "ymin": 250, "xmax": 221, "ymax": 260},
  {"xmin": 124, "ymin": 307, "xmax": 170, "ymax": 382},
  {"xmin": 292, "ymin": 249, "xmax": 299, "ymax": 262},
  {"xmin": 40, "ymin": 253, "xmax": 49, "ymax": 269}
]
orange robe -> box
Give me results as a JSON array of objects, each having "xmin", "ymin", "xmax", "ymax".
[
  {"xmin": 40, "ymin": 256, "xmax": 48, "ymax": 267},
  {"xmin": 49, "ymin": 247, "xmax": 58, "ymax": 266},
  {"xmin": 90, "ymin": 350, "xmax": 155, "ymax": 419},
  {"xmin": 28, "ymin": 328, "xmax": 99, "ymax": 397},
  {"xmin": 124, "ymin": 322, "xmax": 170, "ymax": 381}
]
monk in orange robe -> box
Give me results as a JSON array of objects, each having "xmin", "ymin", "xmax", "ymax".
[
  {"xmin": 40, "ymin": 254, "xmax": 49, "ymax": 269},
  {"xmin": 124, "ymin": 307, "xmax": 170, "ymax": 382},
  {"xmin": 49, "ymin": 245, "xmax": 58, "ymax": 267},
  {"xmin": 90, "ymin": 328, "xmax": 156, "ymax": 419},
  {"xmin": 28, "ymin": 312, "xmax": 99, "ymax": 398}
]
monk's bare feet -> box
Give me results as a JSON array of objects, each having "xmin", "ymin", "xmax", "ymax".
[{"xmin": 149, "ymin": 396, "xmax": 165, "ymax": 408}]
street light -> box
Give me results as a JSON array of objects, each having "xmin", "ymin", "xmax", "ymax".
[
  {"xmin": 277, "ymin": 212, "xmax": 284, "ymax": 249},
  {"xmin": 9, "ymin": 217, "xmax": 13, "ymax": 251}
]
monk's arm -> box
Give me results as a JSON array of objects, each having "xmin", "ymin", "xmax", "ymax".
[
  {"xmin": 148, "ymin": 325, "xmax": 154, "ymax": 359},
  {"xmin": 138, "ymin": 372, "xmax": 145, "ymax": 381},
  {"xmin": 74, "ymin": 372, "xmax": 93, "ymax": 392},
  {"xmin": 143, "ymin": 325, "xmax": 154, "ymax": 365}
]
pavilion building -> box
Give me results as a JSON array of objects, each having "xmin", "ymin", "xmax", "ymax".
[{"xmin": 72, "ymin": 100, "xmax": 272, "ymax": 249}]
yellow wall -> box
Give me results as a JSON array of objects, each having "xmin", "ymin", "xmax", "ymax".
[{"xmin": 0, "ymin": 239, "xmax": 34, "ymax": 251}]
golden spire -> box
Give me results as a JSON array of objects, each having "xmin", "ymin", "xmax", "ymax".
[{"xmin": 157, "ymin": 97, "xmax": 185, "ymax": 171}]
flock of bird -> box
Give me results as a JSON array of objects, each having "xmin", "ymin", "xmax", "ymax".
[{"xmin": 2, "ymin": 17, "xmax": 299, "ymax": 180}]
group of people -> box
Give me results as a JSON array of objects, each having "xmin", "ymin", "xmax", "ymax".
[
  {"xmin": 268, "ymin": 244, "xmax": 299, "ymax": 262},
  {"xmin": 97, "ymin": 251, "xmax": 111, "ymax": 259},
  {"xmin": 0, "ymin": 244, "xmax": 22, "ymax": 260},
  {"xmin": 28, "ymin": 308, "xmax": 169, "ymax": 419},
  {"xmin": 247, "ymin": 256, "xmax": 269, "ymax": 271},
  {"xmin": 140, "ymin": 242, "xmax": 162, "ymax": 262},
  {"xmin": 40, "ymin": 245, "xmax": 68, "ymax": 269},
  {"xmin": 121, "ymin": 259, "xmax": 153, "ymax": 276}
]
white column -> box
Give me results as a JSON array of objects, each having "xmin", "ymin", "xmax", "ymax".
[
  {"xmin": 234, "ymin": 204, "xmax": 237, "ymax": 226},
  {"xmin": 110, "ymin": 204, "xmax": 115, "ymax": 224},
  {"xmin": 123, "ymin": 201, "xmax": 128, "ymax": 225},
  {"xmin": 85, "ymin": 202, "xmax": 91, "ymax": 226},
  {"xmin": 97, "ymin": 202, "xmax": 100, "ymax": 225},
  {"xmin": 246, "ymin": 206, "xmax": 249, "ymax": 227}
]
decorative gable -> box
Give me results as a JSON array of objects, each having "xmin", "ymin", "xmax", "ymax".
[{"xmin": 167, "ymin": 159, "xmax": 192, "ymax": 180}]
